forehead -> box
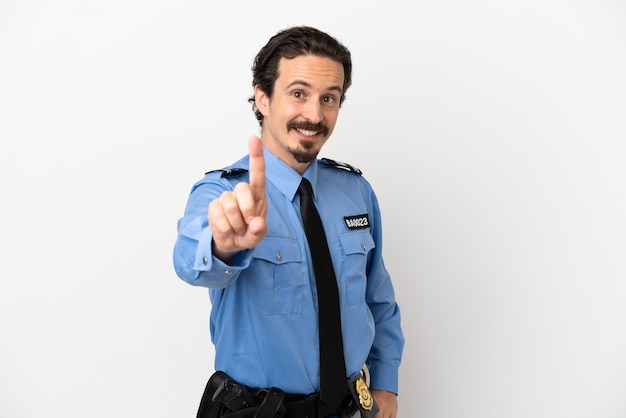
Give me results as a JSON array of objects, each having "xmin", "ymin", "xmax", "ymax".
[{"xmin": 276, "ymin": 55, "xmax": 344, "ymax": 90}]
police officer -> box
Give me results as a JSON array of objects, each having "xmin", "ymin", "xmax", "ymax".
[{"xmin": 173, "ymin": 26, "xmax": 404, "ymax": 418}]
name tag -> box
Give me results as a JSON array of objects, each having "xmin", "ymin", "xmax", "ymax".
[{"xmin": 344, "ymin": 214, "xmax": 370, "ymax": 230}]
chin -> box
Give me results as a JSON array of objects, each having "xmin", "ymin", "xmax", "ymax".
[{"xmin": 290, "ymin": 148, "xmax": 319, "ymax": 164}]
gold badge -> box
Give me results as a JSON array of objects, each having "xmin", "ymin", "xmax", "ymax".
[{"xmin": 355, "ymin": 376, "xmax": 374, "ymax": 411}]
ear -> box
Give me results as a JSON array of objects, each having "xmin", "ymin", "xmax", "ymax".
[{"xmin": 254, "ymin": 85, "xmax": 269, "ymax": 117}]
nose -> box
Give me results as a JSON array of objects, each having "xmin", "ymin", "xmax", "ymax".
[{"xmin": 301, "ymin": 99, "xmax": 324, "ymax": 123}]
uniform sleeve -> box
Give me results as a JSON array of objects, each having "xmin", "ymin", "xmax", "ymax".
[
  {"xmin": 364, "ymin": 187, "xmax": 405, "ymax": 394},
  {"xmin": 173, "ymin": 176, "xmax": 253, "ymax": 288}
]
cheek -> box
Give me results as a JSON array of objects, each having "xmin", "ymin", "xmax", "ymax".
[
  {"xmin": 324, "ymin": 109, "xmax": 339, "ymax": 127},
  {"xmin": 283, "ymin": 103, "xmax": 302, "ymax": 119},
  {"xmin": 267, "ymin": 102, "xmax": 294, "ymax": 124}
]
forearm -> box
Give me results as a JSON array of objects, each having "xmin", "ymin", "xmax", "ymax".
[
  {"xmin": 173, "ymin": 180, "xmax": 252, "ymax": 287},
  {"xmin": 365, "ymin": 243, "xmax": 404, "ymax": 391}
]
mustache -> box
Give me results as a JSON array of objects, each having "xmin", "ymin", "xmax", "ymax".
[{"xmin": 287, "ymin": 120, "xmax": 329, "ymax": 136}]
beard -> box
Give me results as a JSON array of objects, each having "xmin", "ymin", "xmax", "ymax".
[
  {"xmin": 289, "ymin": 142, "xmax": 319, "ymax": 163},
  {"xmin": 286, "ymin": 120, "xmax": 329, "ymax": 163}
]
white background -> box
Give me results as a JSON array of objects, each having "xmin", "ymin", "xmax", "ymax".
[{"xmin": 1, "ymin": 1, "xmax": 625, "ymax": 417}]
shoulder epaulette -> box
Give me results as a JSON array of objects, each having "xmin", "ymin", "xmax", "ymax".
[
  {"xmin": 320, "ymin": 158, "xmax": 362, "ymax": 175},
  {"xmin": 205, "ymin": 168, "xmax": 249, "ymax": 177}
]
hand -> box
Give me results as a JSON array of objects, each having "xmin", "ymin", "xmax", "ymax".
[
  {"xmin": 208, "ymin": 136, "xmax": 268, "ymax": 261},
  {"xmin": 371, "ymin": 390, "xmax": 398, "ymax": 418}
]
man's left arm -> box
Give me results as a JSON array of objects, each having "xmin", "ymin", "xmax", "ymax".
[{"xmin": 364, "ymin": 189, "xmax": 405, "ymax": 394}]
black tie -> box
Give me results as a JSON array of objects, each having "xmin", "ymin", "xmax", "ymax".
[{"xmin": 298, "ymin": 178, "xmax": 349, "ymax": 411}]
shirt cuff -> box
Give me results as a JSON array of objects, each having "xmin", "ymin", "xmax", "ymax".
[
  {"xmin": 193, "ymin": 227, "xmax": 252, "ymax": 272},
  {"xmin": 366, "ymin": 361, "xmax": 399, "ymax": 394}
]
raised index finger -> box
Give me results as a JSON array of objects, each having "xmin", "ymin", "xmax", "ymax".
[{"xmin": 248, "ymin": 136, "xmax": 266, "ymax": 204}]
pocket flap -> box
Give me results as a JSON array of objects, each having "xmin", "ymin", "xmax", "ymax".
[
  {"xmin": 338, "ymin": 231, "xmax": 375, "ymax": 255},
  {"xmin": 253, "ymin": 236, "xmax": 301, "ymax": 264}
]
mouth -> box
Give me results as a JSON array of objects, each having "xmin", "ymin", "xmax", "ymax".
[
  {"xmin": 296, "ymin": 128, "xmax": 320, "ymax": 137},
  {"xmin": 288, "ymin": 121, "xmax": 329, "ymax": 139}
]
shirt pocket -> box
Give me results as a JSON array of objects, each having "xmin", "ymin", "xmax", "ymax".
[
  {"xmin": 338, "ymin": 230, "xmax": 375, "ymax": 305},
  {"xmin": 249, "ymin": 236, "xmax": 304, "ymax": 314}
]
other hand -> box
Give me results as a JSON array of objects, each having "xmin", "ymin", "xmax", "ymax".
[{"xmin": 371, "ymin": 390, "xmax": 398, "ymax": 418}]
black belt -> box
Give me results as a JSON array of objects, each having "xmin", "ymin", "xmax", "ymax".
[
  {"xmin": 196, "ymin": 371, "xmax": 378, "ymax": 418},
  {"xmin": 283, "ymin": 393, "xmax": 329, "ymax": 417}
]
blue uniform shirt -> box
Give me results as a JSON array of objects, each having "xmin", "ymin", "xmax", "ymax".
[{"xmin": 173, "ymin": 147, "xmax": 404, "ymax": 395}]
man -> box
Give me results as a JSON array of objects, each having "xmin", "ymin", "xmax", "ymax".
[{"xmin": 173, "ymin": 26, "xmax": 404, "ymax": 418}]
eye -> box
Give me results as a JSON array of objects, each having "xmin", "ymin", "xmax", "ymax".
[
  {"xmin": 292, "ymin": 91, "xmax": 304, "ymax": 99},
  {"xmin": 322, "ymin": 95, "xmax": 337, "ymax": 105}
]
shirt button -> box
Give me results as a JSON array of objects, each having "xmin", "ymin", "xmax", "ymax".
[
  {"xmin": 224, "ymin": 269, "xmax": 233, "ymax": 275},
  {"xmin": 202, "ymin": 257, "xmax": 208, "ymax": 265},
  {"xmin": 276, "ymin": 251, "xmax": 282, "ymax": 261}
]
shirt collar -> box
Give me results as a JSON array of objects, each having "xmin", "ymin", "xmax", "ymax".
[{"xmin": 262, "ymin": 147, "xmax": 318, "ymax": 201}]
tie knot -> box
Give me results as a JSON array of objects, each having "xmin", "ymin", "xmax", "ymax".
[{"xmin": 298, "ymin": 178, "xmax": 313, "ymax": 197}]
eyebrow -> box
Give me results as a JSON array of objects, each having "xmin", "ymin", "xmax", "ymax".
[{"xmin": 285, "ymin": 80, "xmax": 343, "ymax": 95}]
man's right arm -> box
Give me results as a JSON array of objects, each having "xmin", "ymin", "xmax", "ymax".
[
  {"xmin": 173, "ymin": 178, "xmax": 253, "ymax": 288},
  {"xmin": 173, "ymin": 136, "xmax": 267, "ymax": 288}
]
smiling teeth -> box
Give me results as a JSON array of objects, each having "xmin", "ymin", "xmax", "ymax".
[{"xmin": 297, "ymin": 128, "xmax": 318, "ymax": 136}]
